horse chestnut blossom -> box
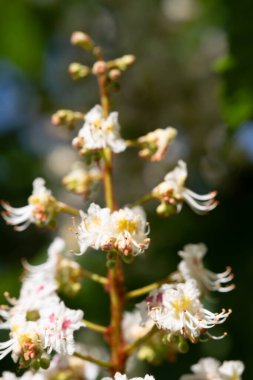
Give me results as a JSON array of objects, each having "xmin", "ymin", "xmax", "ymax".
[
  {"xmin": 137, "ymin": 127, "xmax": 177, "ymax": 161},
  {"xmin": 152, "ymin": 160, "xmax": 218, "ymax": 216},
  {"xmin": 0, "ymin": 240, "xmax": 84, "ymax": 364},
  {"xmin": 177, "ymin": 244, "xmax": 235, "ymax": 293},
  {"xmin": 180, "ymin": 357, "xmax": 245, "ymax": 380},
  {"xmin": 72, "ymin": 105, "xmax": 126, "ymax": 154},
  {"xmin": 102, "ymin": 374, "xmax": 155, "ymax": 380},
  {"xmin": 1, "ymin": 178, "xmax": 58, "ymax": 230},
  {"xmin": 0, "ymin": 32, "xmax": 243, "ymax": 379},
  {"xmin": 75, "ymin": 203, "xmax": 150, "ymax": 256},
  {"xmin": 23, "ymin": 237, "xmax": 83, "ymax": 297},
  {"xmin": 138, "ymin": 279, "xmax": 231, "ymax": 343},
  {"xmin": 62, "ymin": 161, "xmax": 101, "ymax": 197}
]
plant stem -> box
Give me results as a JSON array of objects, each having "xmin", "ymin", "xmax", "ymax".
[
  {"xmin": 124, "ymin": 326, "xmax": 158, "ymax": 354},
  {"xmin": 74, "ymin": 352, "xmax": 113, "ymax": 369},
  {"xmin": 130, "ymin": 193, "xmax": 153, "ymax": 207},
  {"xmin": 95, "ymin": 49, "xmax": 126, "ymax": 374},
  {"xmin": 83, "ymin": 319, "xmax": 107, "ymax": 333},
  {"xmin": 108, "ymin": 259, "xmax": 126, "ymax": 373},
  {"xmin": 58, "ymin": 202, "xmax": 80, "ymax": 216},
  {"xmin": 126, "ymin": 273, "xmax": 177, "ymax": 299},
  {"xmin": 81, "ymin": 268, "xmax": 108, "ymax": 285}
]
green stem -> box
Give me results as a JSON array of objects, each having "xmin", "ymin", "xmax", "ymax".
[
  {"xmin": 74, "ymin": 352, "xmax": 113, "ymax": 369},
  {"xmin": 126, "ymin": 273, "xmax": 177, "ymax": 299},
  {"xmin": 83, "ymin": 319, "xmax": 107, "ymax": 333},
  {"xmin": 124, "ymin": 326, "xmax": 158, "ymax": 354},
  {"xmin": 58, "ymin": 202, "xmax": 80, "ymax": 216},
  {"xmin": 81, "ymin": 267, "xmax": 108, "ymax": 285},
  {"xmin": 130, "ymin": 193, "xmax": 153, "ymax": 207}
]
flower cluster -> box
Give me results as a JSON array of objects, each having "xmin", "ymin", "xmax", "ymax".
[
  {"xmin": 177, "ymin": 243, "xmax": 235, "ymax": 294},
  {"xmin": 72, "ymin": 105, "xmax": 126, "ymax": 155},
  {"xmin": 1, "ymin": 178, "xmax": 58, "ymax": 230},
  {"xmin": 75, "ymin": 203, "xmax": 150, "ymax": 256},
  {"xmin": 152, "ymin": 160, "xmax": 218, "ymax": 216},
  {"xmin": 180, "ymin": 357, "xmax": 245, "ymax": 380},
  {"xmin": 0, "ymin": 239, "xmax": 84, "ymax": 367},
  {"xmin": 138, "ymin": 279, "xmax": 231, "ymax": 343}
]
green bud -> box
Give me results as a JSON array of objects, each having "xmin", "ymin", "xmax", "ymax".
[
  {"xmin": 40, "ymin": 357, "xmax": 50, "ymax": 369},
  {"xmin": 166, "ymin": 333, "xmax": 179, "ymax": 344},
  {"xmin": 178, "ymin": 338, "xmax": 189, "ymax": 353},
  {"xmin": 156, "ymin": 202, "xmax": 177, "ymax": 217},
  {"xmin": 69, "ymin": 63, "xmax": 90, "ymax": 80},
  {"xmin": 31, "ymin": 359, "xmax": 41, "ymax": 370}
]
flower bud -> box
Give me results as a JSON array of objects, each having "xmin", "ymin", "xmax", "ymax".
[
  {"xmin": 92, "ymin": 60, "xmax": 107, "ymax": 75},
  {"xmin": 40, "ymin": 357, "xmax": 50, "ymax": 370},
  {"xmin": 156, "ymin": 202, "xmax": 177, "ymax": 217},
  {"xmin": 178, "ymin": 337, "xmax": 189, "ymax": 353},
  {"xmin": 108, "ymin": 68, "xmax": 121, "ymax": 81},
  {"xmin": 51, "ymin": 110, "xmax": 84, "ymax": 129},
  {"xmin": 70, "ymin": 31, "xmax": 94, "ymax": 50},
  {"xmin": 117, "ymin": 55, "xmax": 136, "ymax": 70},
  {"xmin": 69, "ymin": 63, "xmax": 90, "ymax": 79}
]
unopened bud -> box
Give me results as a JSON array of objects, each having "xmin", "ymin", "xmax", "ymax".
[
  {"xmin": 108, "ymin": 69, "xmax": 121, "ymax": 81},
  {"xmin": 156, "ymin": 202, "xmax": 177, "ymax": 217},
  {"xmin": 40, "ymin": 357, "xmax": 50, "ymax": 370},
  {"xmin": 72, "ymin": 136, "xmax": 84, "ymax": 149},
  {"xmin": 51, "ymin": 110, "xmax": 84, "ymax": 129},
  {"xmin": 114, "ymin": 54, "xmax": 136, "ymax": 71},
  {"xmin": 69, "ymin": 63, "xmax": 90, "ymax": 79},
  {"xmin": 178, "ymin": 337, "xmax": 189, "ymax": 353},
  {"xmin": 70, "ymin": 31, "xmax": 93, "ymax": 50},
  {"xmin": 92, "ymin": 60, "xmax": 107, "ymax": 75},
  {"xmin": 166, "ymin": 333, "xmax": 179, "ymax": 344}
]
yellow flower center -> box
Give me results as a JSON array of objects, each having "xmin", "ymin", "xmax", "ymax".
[
  {"xmin": 117, "ymin": 218, "xmax": 138, "ymax": 234},
  {"xmin": 172, "ymin": 296, "xmax": 191, "ymax": 314}
]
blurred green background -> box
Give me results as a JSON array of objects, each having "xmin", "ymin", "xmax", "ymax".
[{"xmin": 0, "ymin": 0, "xmax": 253, "ymax": 379}]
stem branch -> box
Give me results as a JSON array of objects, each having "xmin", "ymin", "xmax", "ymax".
[
  {"xmin": 74, "ymin": 352, "xmax": 113, "ymax": 369},
  {"xmin": 83, "ymin": 319, "xmax": 107, "ymax": 333}
]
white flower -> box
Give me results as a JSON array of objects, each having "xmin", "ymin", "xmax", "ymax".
[
  {"xmin": 111, "ymin": 206, "xmax": 150, "ymax": 256},
  {"xmin": 75, "ymin": 203, "xmax": 112, "ymax": 254},
  {"xmin": 122, "ymin": 310, "xmax": 154, "ymax": 344},
  {"xmin": 41, "ymin": 301, "xmax": 84, "ymax": 355},
  {"xmin": 180, "ymin": 357, "xmax": 221, "ymax": 380},
  {"xmin": 218, "ymin": 360, "xmax": 245, "ymax": 380},
  {"xmin": 137, "ymin": 127, "xmax": 177, "ymax": 161},
  {"xmin": 152, "ymin": 160, "xmax": 218, "ymax": 215},
  {"xmin": 1, "ymin": 178, "xmax": 58, "ymax": 231},
  {"xmin": 180, "ymin": 358, "xmax": 245, "ymax": 380},
  {"xmin": 75, "ymin": 204, "xmax": 150, "ymax": 256},
  {"xmin": 72, "ymin": 105, "xmax": 126, "ymax": 154},
  {"xmin": 138, "ymin": 280, "xmax": 231, "ymax": 343},
  {"xmin": 102, "ymin": 373, "xmax": 155, "ymax": 380},
  {"xmin": 178, "ymin": 244, "xmax": 235, "ymax": 293},
  {"xmin": 63, "ymin": 161, "xmax": 101, "ymax": 197},
  {"xmin": 0, "ymin": 321, "xmax": 43, "ymax": 362}
]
